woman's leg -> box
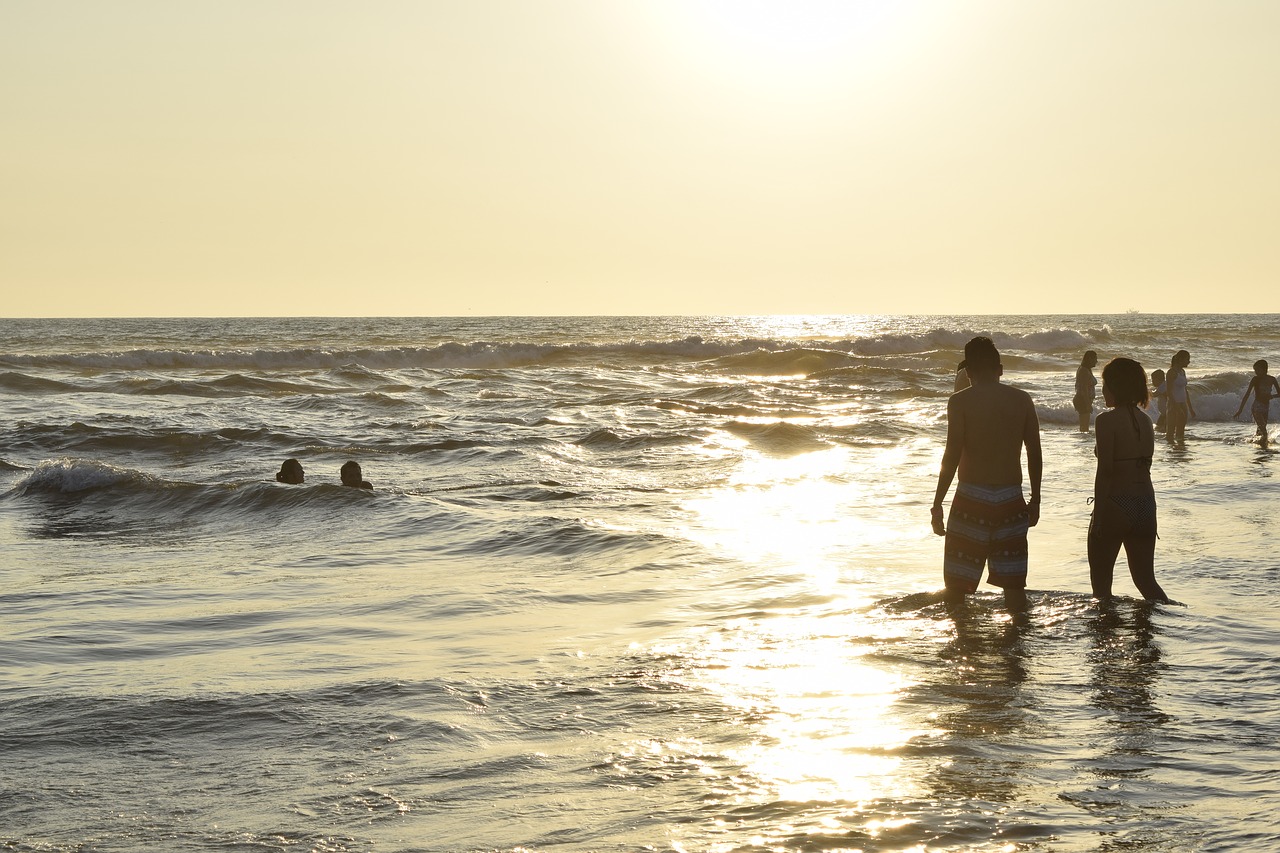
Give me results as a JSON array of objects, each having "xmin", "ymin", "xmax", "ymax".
[
  {"xmin": 1168, "ymin": 403, "xmax": 1187, "ymax": 442},
  {"xmin": 1122, "ymin": 532, "xmax": 1168, "ymax": 602},
  {"xmin": 1088, "ymin": 513, "xmax": 1123, "ymax": 600}
]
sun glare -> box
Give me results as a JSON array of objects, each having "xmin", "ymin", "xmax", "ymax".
[{"xmin": 666, "ymin": 0, "xmax": 910, "ymax": 84}]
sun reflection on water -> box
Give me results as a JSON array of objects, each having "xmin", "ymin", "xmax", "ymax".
[
  {"xmin": 680, "ymin": 445, "xmax": 912, "ymax": 584},
  {"xmin": 682, "ymin": 620, "xmax": 933, "ymax": 809}
]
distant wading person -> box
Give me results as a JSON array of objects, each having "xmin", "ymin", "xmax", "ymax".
[
  {"xmin": 1166, "ymin": 350, "xmax": 1195, "ymax": 444},
  {"xmin": 931, "ymin": 336, "xmax": 1043, "ymax": 611},
  {"xmin": 1074, "ymin": 350, "xmax": 1098, "ymax": 432},
  {"xmin": 1149, "ymin": 369, "xmax": 1167, "ymax": 433},
  {"xmin": 1088, "ymin": 357, "xmax": 1171, "ymax": 603},
  {"xmin": 1234, "ymin": 359, "xmax": 1280, "ymax": 446},
  {"xmin": 953, "ymin": 360, "xmax": 970, "ymax": 393}
]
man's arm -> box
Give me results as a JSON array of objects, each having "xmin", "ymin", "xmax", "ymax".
[
  {"xmin": 932, "ymin": 395, "xmax": 964, "ymax": 535},
  {"xmin": 1022, "ymin": 394, "xmax": 1042, "ymax": 526}
]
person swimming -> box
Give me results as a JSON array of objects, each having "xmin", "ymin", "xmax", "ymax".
[
  {"xmin": 340, "ymin": 460, "xmax": 372, "ymax": 489},
  {"xmin": 276, "ymin": 458, "xmax": 304, "ymax": 484}
]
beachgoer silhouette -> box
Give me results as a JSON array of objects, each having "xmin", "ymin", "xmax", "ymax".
[
  {"xmin": 1233, "ymin": 359, "xmax": 1280, "ymax": 446},
  {"xmin": 276, "ymin": 458, "xmax": 304, "ymax": 484},
  {"xmin": 1088, "ymin": 357, "xmax": 1171, "ymax": 603},
  {"xmin": 1149, "ymin": 369, "xmax": 1167, "ymax": 433},
  {"xmin": 953, "ymin": 359, "xmax": 970, "ymax": 393},
  {"xmin": 1074, "ymin": 350, "xmax": 1098, "ymax": 432},
  {"xmin": 931, "ymin": 336, "xmax": 1042, "ymax": 611},
  {"xmin": 1165, "ymin": 350, "xmax": 1195, "ymax": 444},
  {"xmin": 340, "ymin": 460, "xmax": 372, "ymax": 489}
]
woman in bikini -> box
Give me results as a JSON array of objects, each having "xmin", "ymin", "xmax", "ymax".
[
  {"xmin": 1088, "ymin": 357, "xmax": 1171, "ymax": 603},
  {"xmin": 1074, "ymin": 350, "xmax": 1098, "ymax": 432}
]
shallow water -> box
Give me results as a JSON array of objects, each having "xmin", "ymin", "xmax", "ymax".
[{"xmin": 2, "ymin": 315, "xmax": 1279, "ymax": 851}]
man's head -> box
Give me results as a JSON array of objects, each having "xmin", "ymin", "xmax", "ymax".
[
  {"xmin": 340, "ymin": 460, "xmax": 363, "ymax": 487},
  {"xmin": 963, "ymin": 336, "xmax": 1002, "ymax": 379},
  {"xmin": 276, "ymin": 458, "xmax": 304, "ymax": 484}
]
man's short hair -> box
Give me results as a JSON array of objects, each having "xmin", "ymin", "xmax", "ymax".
[{"xmin": 963, "ymin": 336, "xmax": 1000, "ymax": 373}]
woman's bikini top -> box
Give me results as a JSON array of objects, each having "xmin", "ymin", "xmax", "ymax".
[
  {"xmin": 1120, "ymin": 405, "xmax": 1153, "ymax": 470},
  {"xmin": 1098, "ymin": 405, "xmax": 1153, "ymax": 471}
]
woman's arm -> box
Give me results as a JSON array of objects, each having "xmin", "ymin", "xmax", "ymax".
[{"xmin": 1094, "ymin": 414, "xmax": 1115, "ymax": 506}]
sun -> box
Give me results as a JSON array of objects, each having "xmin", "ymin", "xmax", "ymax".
[{"xmin": 665, "ymin": 0, "xmax": 909, "ymax": 82}]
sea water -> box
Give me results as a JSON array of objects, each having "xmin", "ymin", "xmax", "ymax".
[{"xmin": 2, "ymin": 315, "xmax": 1278, "ymax": 852}]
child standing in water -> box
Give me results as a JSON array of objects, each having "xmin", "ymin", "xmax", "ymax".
[
  {"xmin": 1149, "ymin": 369, "xmax": 1166, "ymax": 433},
  {"xmin": 1089, "ymin": 357, "xmax": 1171, "ymax": 603},
  {"xmin": 1234, "ymin": 359, "xmax": 1280, "ymax": 446}
]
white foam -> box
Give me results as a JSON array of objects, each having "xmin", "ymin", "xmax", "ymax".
[{"xmin": 17, "ymin": 458, "xmax": 148, "ymax": 492}]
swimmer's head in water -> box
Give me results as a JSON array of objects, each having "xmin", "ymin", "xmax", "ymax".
[
  {"xmin": 340, "ymin": 460, "xmax": 363, "ymax": 487},
  {"xmin": 276, "ymin": 458, "xmax": 304, "ymax": 484},
  {"xmin": 1102, "ymin": 357, "xmax": 1149, "ymax": 407}
]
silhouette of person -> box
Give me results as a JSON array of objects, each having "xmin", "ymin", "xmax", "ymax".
[
  {"xmin": 340, "ymin": 460, "xmax": 372, "ymax": 489},
  {"xmin": 953, "ymin": 359, "xmax": 970, "ymax": 393},
  {"xmin": 1074, "ymin": 350, "xmax": 1098, "ymax": 432},
  {"xmin": 1149, "ymin": 368, "xmax": 1167, "ymax": 433},
  {"xmin": 1165, "ymin": 350, "xmax": 1195, "ymax": 444},
  {"xmin": 1088, "ymin": 357, "xmax": 1170, "ymax": 603},
  {"xmin": 931, "ymin": 336, "xmax": 1042, "ymax": 611},
  {"xmin": 1234, "ymin": 359, "xmax": 1280, "ymax": 446},
  {"xmin": 276, "ymin": 458, "xmax": 305, "ymax": 484}
]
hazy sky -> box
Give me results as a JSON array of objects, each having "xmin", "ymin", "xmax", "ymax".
[{"xmin": 3, "ymin": 1, "xmax": 1278, "ymax": 317}]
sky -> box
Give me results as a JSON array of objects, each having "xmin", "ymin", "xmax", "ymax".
[{"xmin": 3, "ymin": 0, "xmax": 1278, "ymax": 317}]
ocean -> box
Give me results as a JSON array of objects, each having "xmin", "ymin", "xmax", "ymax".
[{"xmin": 2, "ymin": 314, "xmax": 1278, "ymax": 852}]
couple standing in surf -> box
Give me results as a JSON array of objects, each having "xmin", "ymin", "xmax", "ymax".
[{"xmin": 930, "ymin": 336, "xmax": 1171, "ymax": 610}]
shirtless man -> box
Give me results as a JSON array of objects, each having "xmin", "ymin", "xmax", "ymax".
[
  {"xmin": 1234, "ymin": 359, "xmax": 1280, "ymax": 446},
  {"xmin": 930, "ymin": 336, "xmax": 1043, "ymax": 610}
]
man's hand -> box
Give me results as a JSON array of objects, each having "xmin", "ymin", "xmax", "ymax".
[
  {"xmin": 1027, "ymin": 497, "xmax": 1040, "ymax": 527},
  {"xmin": 930, "ymin": 505, "xmax": 945, "ymax": 536}
]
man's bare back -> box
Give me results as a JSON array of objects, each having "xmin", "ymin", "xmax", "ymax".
[{"xmin": 949, "ymin": 382, "xmax": 1040, "ymax": 488}]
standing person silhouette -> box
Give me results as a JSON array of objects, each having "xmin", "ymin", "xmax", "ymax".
[
  {"xmin": 1149, "ymin": 369, "xmax": 1167, "ymax": 433},
  {"xmin": 1074, "ymin": 350, "xmax": 1099, "ymax": 432},
  {"xmin": 1234, "ymin": 359, "xmax": 1280, "ymax": 446},
  {"xmin": 1165, "ymin": 350, "xmax": 1195, "ymax": 444},
  {"xmin": 931, "ymin": 336, "xmax": 1042, "ymax": 612},
  {"xmin": 1088, "ymin": 357, "xmax": 1171, "ymax": 603}
]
